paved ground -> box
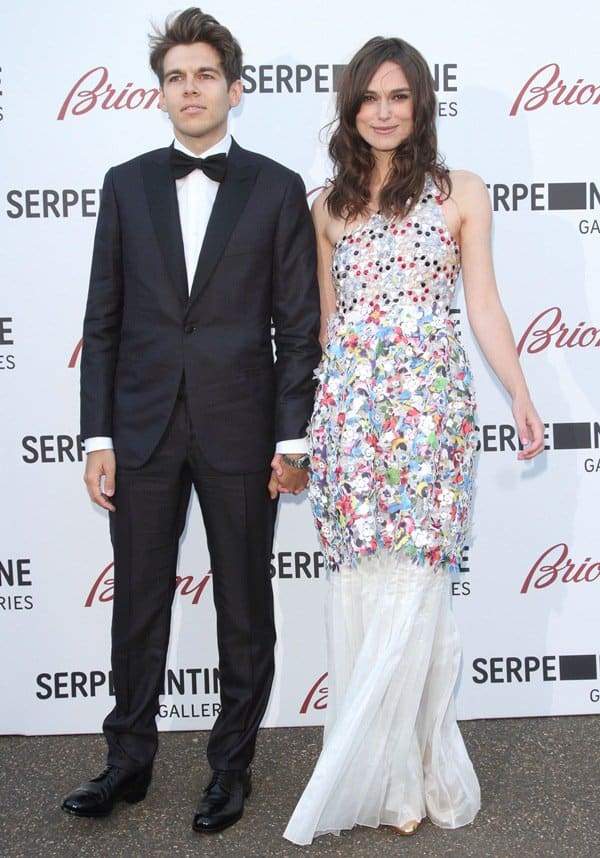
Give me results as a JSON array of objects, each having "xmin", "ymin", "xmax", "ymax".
[{"xmin": 0, "ymin": 717, "xmax": 598, "ymax": 857}]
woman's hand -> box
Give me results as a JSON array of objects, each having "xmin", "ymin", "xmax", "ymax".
[{"xmin": 512, "ymin": 394, "xmax": 545, "ymax": 460}]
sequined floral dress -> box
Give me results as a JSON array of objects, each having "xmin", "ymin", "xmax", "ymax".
[{"xmin": 284, "ymin": 176, "xmax": 481, "ymax": 845}]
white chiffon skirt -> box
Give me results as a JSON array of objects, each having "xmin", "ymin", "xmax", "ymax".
[{"xmin": 283, "ymin": 554, "xmax": 480, "ymax": 845}]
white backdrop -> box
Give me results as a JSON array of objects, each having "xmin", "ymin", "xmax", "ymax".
[{"xmin": 1, "ymin": 0, "xmax": 599, "ymax": 736}]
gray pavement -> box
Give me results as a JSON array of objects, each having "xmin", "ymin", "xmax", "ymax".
[{"xmin": 0, "ymin": 717, "xmax": 598, "ymax": 857}]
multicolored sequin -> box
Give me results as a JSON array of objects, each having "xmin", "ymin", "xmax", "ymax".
[{"xmin": 309, "ymin": 175, "xmax": 477, "ymax": 574}]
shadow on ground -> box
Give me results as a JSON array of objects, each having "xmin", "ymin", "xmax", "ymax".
[{"xmin": 0, "ymin": 717, "xmax": 598, "ymax": 857}]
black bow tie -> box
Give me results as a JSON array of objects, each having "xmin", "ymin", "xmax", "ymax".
[{"xmin": 170, "ymin": 149, "xmax": 227, "ymax": 182}]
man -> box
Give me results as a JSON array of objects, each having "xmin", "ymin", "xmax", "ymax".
[{"xmin": 61, "ymin": 7, "xmax": 320, "ymax": 834}]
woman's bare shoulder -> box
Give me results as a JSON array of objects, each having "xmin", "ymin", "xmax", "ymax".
[
  {"xmin": 449, "ymin": 169, "xmax": 487, "ymax": 194},
  {"xmin": 448, "ymin": 170, "xmax": 492, "ymax": 218}
]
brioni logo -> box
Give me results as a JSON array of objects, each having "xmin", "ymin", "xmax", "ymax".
[
  {"xmin": 517, "ymin": 307, "xmax": 600, "ymax": 355},
  {"xmin": 300, "ymin": 672, "xmax": 328, "ymax": 713},
  {"xmin": 85, "ymin": 563, "xmax": 213, "ymax": 606},
  {"xmin": 57, "ymin": 67, "xmax": 160, "ymax": 119},
  {"xmin": 510, "ymin": 63, "xmax": 600, "ymax": 115},
  {"xmin": 68, "ymin": 337, "xmax": 83, "ymax": 368},
  {"xmin": 521, "ymin": 544, "xmax": 600, "ymax": 594}
]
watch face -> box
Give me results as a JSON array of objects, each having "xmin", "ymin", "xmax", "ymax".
[{"xmin": 285, "ymin": 454, "xmax": 310, "ymax": 469}]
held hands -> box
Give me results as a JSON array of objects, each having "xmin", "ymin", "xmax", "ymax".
[
  {"xmin": 268, "ymin": 453, "xmax": 309, "ymax": 499},
  {"xmin": 84, "ymin": 449, "xmax": 117, "ymax": 511},
  {"xmin": 512, "ymin": 394, "xmax": 545, "ymax": 460}
]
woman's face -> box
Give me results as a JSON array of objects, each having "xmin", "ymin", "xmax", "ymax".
[{"xmin": 355, "ymin": 61, "xmax": 414, "ymax": 154}]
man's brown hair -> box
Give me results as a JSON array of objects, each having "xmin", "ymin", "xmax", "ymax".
[{"xmin": 149, "ymin": 7, "xmax": 242, "ymax": 87}]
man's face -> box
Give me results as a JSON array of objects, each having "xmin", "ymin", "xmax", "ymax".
[{"xmin": 158, "ymin": 42, "xmax": 242, "ymax": 154}]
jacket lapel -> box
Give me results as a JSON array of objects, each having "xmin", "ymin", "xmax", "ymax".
[
  {"xmin": 187, "ymin": 139, "xmax": 258, "ymax": 307},
  {"xmin": 141, "ymin": 148, "xmax": 188, "ymax": 304}
]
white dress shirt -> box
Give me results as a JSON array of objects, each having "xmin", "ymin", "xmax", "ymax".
[
  {"xmin": 85, "ymin": 133, "xmax": 307, "ymax": 456},
  {"xmin": 175, "ymin": 134, "xmax": 231, "ymax": 292}
]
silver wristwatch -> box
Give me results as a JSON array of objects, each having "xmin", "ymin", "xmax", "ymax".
[{"xmin": 282, "ymin": 453, "xmax": 310, "ymax": 470}]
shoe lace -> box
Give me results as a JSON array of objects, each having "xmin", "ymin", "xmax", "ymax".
[
  {"xmin": 204, "ymin": 770, "xmax": 233, "ymax": 795},
  {"xmin": 93, "ymin": 765, "xmax": 118, "ymax": 783}
]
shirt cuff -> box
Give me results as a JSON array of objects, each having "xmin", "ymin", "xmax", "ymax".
[
  {"xmin": 84, "ymin": 436, "xmax": 114, "ymax": 454},
  {"xmin": 276, "ymin": 437, "xmax": 309, "ymax": 454}
]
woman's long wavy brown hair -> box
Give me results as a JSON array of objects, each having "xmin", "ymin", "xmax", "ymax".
[{"xmin": 327, "ymin": 37, "xmax": 450, "ymax": 221}]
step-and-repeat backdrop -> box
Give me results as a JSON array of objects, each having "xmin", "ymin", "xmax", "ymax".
[{"xmin": 1, "ymin": 1, "xmax": 599, "ymax": 735}]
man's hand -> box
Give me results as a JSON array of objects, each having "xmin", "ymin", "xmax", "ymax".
[
  {"xmin": 268, "ymin": 453, "xmax": 309, "ymax": 498},
  {"xmin": 84, "ymin": 449, "xmax": 117, "ymax": 511}
]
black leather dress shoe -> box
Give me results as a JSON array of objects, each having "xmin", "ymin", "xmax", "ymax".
[
  {"xmin": 192, "ymin": 767, "xmax": 252, "ymax": 833},
  {"xmin": 61, "ymin": 764, "xmax": 152, "ymax": 817}
]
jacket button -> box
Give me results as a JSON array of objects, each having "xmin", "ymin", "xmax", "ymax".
[{"xmin": 184, "ymin": 324, "xmax": 196, "ymax": 334}]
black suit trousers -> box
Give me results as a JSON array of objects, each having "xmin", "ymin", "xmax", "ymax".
[{"xmin": 103, "ymin": 395, "xmax": 278, "ymax": 772}]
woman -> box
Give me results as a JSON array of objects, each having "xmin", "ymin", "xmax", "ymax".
[{"xmin": 284, "ymin": 37, "xmax": 544, "ymax": 845}]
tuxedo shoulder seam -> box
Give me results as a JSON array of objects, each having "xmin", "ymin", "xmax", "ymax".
[
  {"xmin": 232, "ymin": 145, "xmax": 298, "ymax": 182},
  {"xmin": 110, "ymin": 147, "xmax": 170, "ymax": 174}
]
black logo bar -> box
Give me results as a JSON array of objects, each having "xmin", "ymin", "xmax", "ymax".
[
  {"xmin": 552, "ymin": 422, "xmax": 592, "ymax": 450},
  {"xmin": 558, "ymin": 654, "xmax": 598, "ymax": 681},
  {"xmin": 547, "ymin": 182, "xmax": 587, "ymax": 211}
]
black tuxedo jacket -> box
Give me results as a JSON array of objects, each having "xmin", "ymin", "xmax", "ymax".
[{"xmin": 81, "ymin": 139, "xmax": 321, "ymax": 472}]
